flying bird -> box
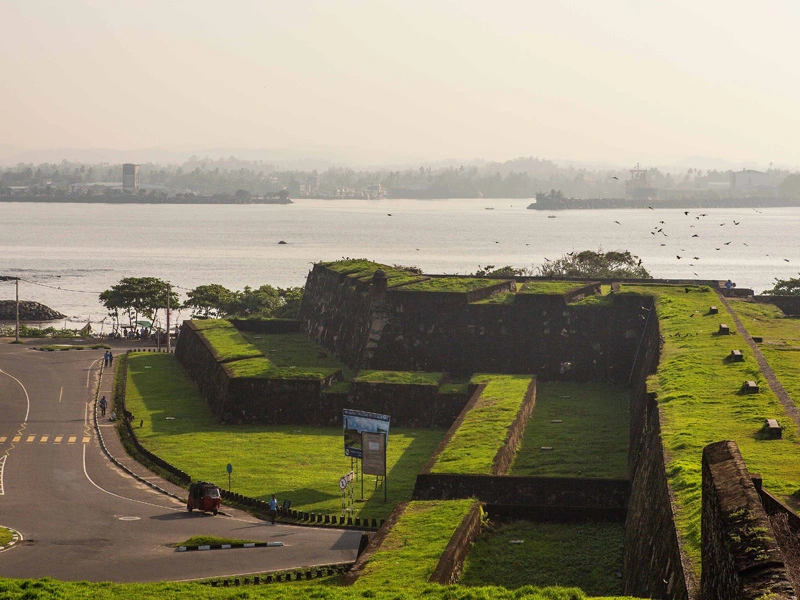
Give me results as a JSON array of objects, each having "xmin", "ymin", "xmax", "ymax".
[
  {"xmin": 648, "ymin": 206, "xmax": 654, "ymax": 210},
  {"xmin": 614, "ymin": 220, "xmax": 621, "ymax": 225},
  {"xmin": 676, "ymin": 255, "xmax": 682, "ymax": 259},
  {"xmin": 387, "ymin": 213, "xmax": 392, "ymax": 216},
  {"xmin": 610, "ymin": 176, "xmax": 619, "ymax": 180},
  {"xmin": 693, "ymin": 257, "xmax": 700, "ymax": 260},
  {"xmin": 660, "ymin": 243, "xmax": 666, "ymax": 247},
  {"xmin": 784, "ymin": 258, "xmax": 790, "ymax": 262},
  {"xmin": 733, "ymin": 221, "xmax": 740, "ymax": 225},
  {"xmin": 724, "ymin": 241, "xmax": 731, "ymax": 245},
  {"xmin": 743, "ymin": 243, "xmax": 749, "ymax": 246},
  {"xmin": 684, "ymin": 211, "xmax": 689, "ymax": 215},
  {"xmin": 692, "ymin": 234, "xmax": 699, "ymax": 237}
]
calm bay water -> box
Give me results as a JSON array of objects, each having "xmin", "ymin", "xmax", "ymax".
[{"xmin": 1, "ymin": 199, "xmax": 799, "ymax": 328}]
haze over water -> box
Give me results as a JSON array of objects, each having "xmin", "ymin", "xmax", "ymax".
[{"xmin": 1, "ymin": 200, "xmax": 798, "ymax": 328}]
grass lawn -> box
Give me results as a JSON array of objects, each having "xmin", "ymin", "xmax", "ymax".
[
  {"xmin": 354, "ymin": 500, "xmax": 477, "ymax": 587},
  {"xmin": 192, "ymin": 319, "xmax": 263, "ymax": 363},
  {"xmin": 0, "ymin": 527, "xmax": 13, "ymax": 546},
  {"xmin": 124, "ymin": 353, "xmax": 444, "ymax": 520},
  {"xmin": 431, "ymin": 374, "xmax": 534, "ymax": 474},
  {"xmin": 460, "ymin": 520, "xmax": 625, "ymax": 597},
  {"xmin": 400, "ymin": 277, "xmax": 510, "ymax": 293},
  {"xmin": 321, "ymin": 259, "xmax": 426, "ymax": 288},
  {"xmin": 225, "ymin": 356, "xmax": 340, "ymax": 380},
  {"xmin": 0, "ymin": 578, "xmax": 635, "ymax": 599},
  {"xmin": 727, "ymin": 299, "xmax": 800, "ymax": 413},
  {"xmin": 518, "ymin": 281, "xmax": 590, "ymax": 294},
  {"xmin": 621, "ymin": 284, "xmax": 800, "ymax": 575},
  {"xmin": 471, "ymin": 292, "xmax": 517, "ymax": 305},
  {"xmin": 509, "ymin": 382, "xmax": 629, "ymax": 479},
  {"xmin": 354, "ymin": 370, "xmax": 443, "ymax": 385},
  {"xmin": 240, "ymin": 331, "xmax": 351, "ymax": 377}
]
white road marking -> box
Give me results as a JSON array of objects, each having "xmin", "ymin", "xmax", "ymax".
[
  {"xmin": 0, "ymin": 456, "xmax": 5, "ymax": 495},
  {"xmin": 0, "ymin": 368, "xmax": 30, "ymax": 422}
]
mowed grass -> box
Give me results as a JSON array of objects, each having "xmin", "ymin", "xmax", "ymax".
[
  {"xmin": 518, "ymin": 281, "xmax": 591, "ymax": 294},
  {"xmin": 431, "ymin": 374, "xmax": 534, "ymax": 474},
  {"xmin": 354, "ymin": 500, "xmax": 477, "ymax": 588},
  {"xmin": 401, "ymin": 277, "xmax": 510, "ymax": 293},
  {"xmin": 0, "ymin": 527, "xmax": 13, "ymax": 546},
  {"xmin": 192, "ymin": 319, "xmax": 262, "ymax": 363},
  {"xmin": 355, "ymin": 370, "xmax": 443, "ymax": 385},
  {"xmin": 461, "ymin": 520, "xmax": 625, "ymax": 597},
  {"xmin": 727, "ymin": 299, "xmax": 800, "ymax": 412},
  {"xmin": 621, "ymin": 284, "xmax": 800, "ymax": 574},
  {"xmin": 0, "ymin": 578, "xmax": 634, "ymax": 599},
  {"xmin": 509, "ymin": 382, "xmax": 629, "ymax": 479},
  {"xmin": 321, "ymin": 259, "xmax": 426, "ymax": 288},
  {"xmin": 225, "ymin": 356, "xmax": 339, "ymax": 380},
  {"xmin": 241, "ymin": 331, "xmax": 351, "ymax": 376},
  {"xmin": 124, "ymin": 353, "xmax": 444, "ymax": 520}
]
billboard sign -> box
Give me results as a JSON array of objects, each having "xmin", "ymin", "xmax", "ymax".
[
  {"xmin": 362, "ymin": 431, "xmax": 387, "ymax": 476},
  {"xmin": 343, "ymin": 409, "xmax": 390, "ymax": 459}
]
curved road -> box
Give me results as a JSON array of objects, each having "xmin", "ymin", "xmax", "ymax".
[{"xmin": 0, "ymin": 341, "xmax": 360, "ymax": 582}]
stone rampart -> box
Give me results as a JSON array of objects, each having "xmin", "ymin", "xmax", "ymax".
[
  {"xmin": 298, "ymin": 264, "xmax": 648, "ymax": 379},
  {"xmin": 428, "ymin": 501, "xmax": 483, "ymax": 584},
  {"xmin": 228, "ymin": 318, "xmax": 301, "ymax": 334},
  {"xmin": 754, "ymin": 295, "xmax": 800, "ymax": 316},
  {"xmin": 349, "ymin": 380, "xmax": 466, "ymax": 428},
  {"xmin": 174, "ymin": 321, "xmax": 230, "ymax": 416},
  {"xmin": 701, "ymin": 441, "xmax": 795, "ymax": 599},
  {"xmin": 412, "ymin": 473, "xmax": 628, "ymax": 509}
]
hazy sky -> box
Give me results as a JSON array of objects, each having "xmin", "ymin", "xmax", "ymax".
[{"xmin": 3, "ymin": 1, "xmax": 800, "ymax": 166}]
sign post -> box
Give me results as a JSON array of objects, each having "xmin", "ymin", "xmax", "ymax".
[{"xmin": 226, "ymin": 462, "xmax": 233, "ymax": 492}]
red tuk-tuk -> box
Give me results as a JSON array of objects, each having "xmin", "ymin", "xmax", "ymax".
[{"xmin": 187, "ymin": 482, "xmax": 221, "ymax": 515}]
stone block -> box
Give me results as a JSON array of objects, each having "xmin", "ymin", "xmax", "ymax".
[
  {"xmin": 752, "ymin": 336, "xmax": 763, "ymax": 343},
  {"xmin": 718, "ymin": 324, "xmax": 730, "ymax": 335},
  {"xmin": 709, "ymin": 306, "xmax": 718, "ymax": 314},
  {"xmin": 742, "ymin": 381, "xmax": 759, "ymax": 393},
  {"xmin": 764, "ymin": 419, "xmax": 782, "ymax": 439},
  {"xmin": 729, "ymin": 350, "xmax": 743, "ymax": 362}
]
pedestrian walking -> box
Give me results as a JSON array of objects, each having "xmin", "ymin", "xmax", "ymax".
[
  {"xmin": 268, "ymin": 495, "xmax": 279, "ymax": 524},
  {"xmin": 108, "ymin": 351, "xmax": 113, "ymax": 366},
  {"xmin": 99, "ymin": 395, "xmax": 107, "ymax": 416},
  {"xmin": 103, "ymin": 350, "xmax": 109, "ymax": 366}
]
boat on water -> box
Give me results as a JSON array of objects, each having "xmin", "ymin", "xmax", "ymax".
[
  {"xmin": 485, "ymin": 207, "xmax": 494, "ymax": 210},
  {"xmin": 547, "ymin": 215, "xmax": 557, "ymax": 218}
]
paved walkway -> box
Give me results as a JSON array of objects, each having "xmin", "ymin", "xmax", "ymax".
[
  {"xmin": 94, "ymin": 362, "xmax": 189, "ymax": 501},
  {"xmin": 716, "ymin": 290, "xmax": 800, "ymax": 432}
]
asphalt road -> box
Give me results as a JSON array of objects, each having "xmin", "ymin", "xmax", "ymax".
[{"xmin": 0, "ymin": 341, "xmax": 360, "ymax": 582}]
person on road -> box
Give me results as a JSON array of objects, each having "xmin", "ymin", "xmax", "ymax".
[
  {"xmin": 103, "ymin": 351, "xmax": 109, "ymax": 366},
  {"xmin": 108, "ymin": 351, "xmax": 113, "ymax": 366},
  {"xmin": 99, "ymin": 396, "xmax": 107, "ymax": 416},
  {"xmin": 268, "ymin": 495, "xmax": 279, "ymax": 524}
]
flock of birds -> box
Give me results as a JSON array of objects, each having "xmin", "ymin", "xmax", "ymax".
[{"xmin": 609, "ymin": 207, "xmax": 790, "ymax": 275}]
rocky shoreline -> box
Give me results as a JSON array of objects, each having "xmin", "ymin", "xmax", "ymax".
[{"xmin": 0, "ymin": 300, "xmax": 65, "ymax": 321}]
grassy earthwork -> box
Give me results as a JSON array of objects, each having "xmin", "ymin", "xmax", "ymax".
[
  {"xmin": 353, "ymin": 500, "xmax": 477, "ymax": 588},
  {"xmin": 509, "ymin": 382, "xmax": 629, "ymax": 479},
  {"xmin": 354, "ymin": 370, "xmax": 443, "ymax": 385},
  {"xmin": 461, "ymin": 520, "xmax": 625, "ymax": 597},
  {"xmin": 518, "ymin": 281, "xmax": 592, "ymax": 294},
  {"xmin": 321, "ymin": 259, "xmax": 426, "ymax": 287},
  {"xmin": 399, "ymin": 277, "xmax": 510, "ymax": 293},
  {"xmin": 192, "ymin": 320, "xmax": 262, "ymax": 363},
  {"xmin": 431, "ymin": 374, "xmax": 534, "ymax": 475},
  {"xmin": 727, "ymin": 299, "xmax": 800, "ymax": 409},
  {"xmin": 622, "ymin": 284, "xmax": 800, "ymax": 574},
  {"xmin": 124, "ymin": 352, "xmax": 444, "ymax": 520},
  {"xmin": 240, "ymin": 331, "xmax": 352, "ymax": 377}
]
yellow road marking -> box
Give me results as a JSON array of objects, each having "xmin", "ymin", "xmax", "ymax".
[
  {"xmin": 68, "ymin": 436, "xmax": 76, "ymax": 444},
  {"xmin": 40, "ymin": 436, "xmax": 49, "ymax": 443},
  {"xmin": 54, "ymin": 436, "xmax": 63, "ymax": 443},
  {"xmin": 26, "ymin": 435, "xmax": 35, "ymax": 443},
  {"xmin": 0, "ymin": 437, "xmax": 6, "ymax": 443},
  {"xmin": 82, "ymin": 436, "xmax": 90, "ymax": 444},
  {"xmin": 12, "ymin": 436, "xmax": 21, "ymax": 443}
]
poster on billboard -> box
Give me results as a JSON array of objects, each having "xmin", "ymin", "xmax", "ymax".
[
  {"xmin": 343, "ymin": 409, "xmax": 390, "ymax": 459},
  {"xmin": 362, "ymin": 431, "xmax": 386, "ymax": 476}
]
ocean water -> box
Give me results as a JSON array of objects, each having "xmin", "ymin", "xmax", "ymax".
[{"xmin": 1, "ymin": 199, "xmax": 799, "ymax": 328}]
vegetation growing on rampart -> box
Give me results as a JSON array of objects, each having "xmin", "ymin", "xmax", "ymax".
[
  {"xmin": 192, "ymin": 319, "xmax": 262, "ymax": 363},
  {"xmin": 510, "ymin": 382, "xmax": 629, "ymax": 479},
  {"xmin": 353, "ymin": 500, "xmax": 477, "ymax": 587},
  {"xmin": 431, "ymin": 374, "xmax": 534, "ymax": 474},
  {"xmin": 354, "ymin": 370, "xmax": 443, "ymax": 385},
  {"xmin": 124, "ymin": 353, "xmax": 443, "ymax": 518},
  {"xmin": 400, "ymin": 277, "xmax": 510, "ymax": 293},
  {"xmin": 623, "ymin": 284, "xmax": 800, "ymax": 574},
  {"xmin": 321, "ymin": 259, "xmax": 426, "ymax": 287}
]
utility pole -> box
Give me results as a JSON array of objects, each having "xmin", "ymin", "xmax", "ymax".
[
  {"xmin": 166, "ymin": 283, "xmax": 171, "ymax": 353},
  {"xmin": 15, "ymin": 278, "xmax": 19, "ymax": 343}
]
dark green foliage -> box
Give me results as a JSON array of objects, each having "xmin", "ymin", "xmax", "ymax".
[
  {"xmin": 182, "ymin": 284, "xmax": 234, "ymax": 319},
  {"xmin": 536, "ymin": 250, "xmax": 651, "ymax": 279},
  {"xmin": 99, "ymin": 277, "xmax": 179, "ymax": 333},
  {"xmin": 764, "ymin": 274, "xmax": 800, "ymax": 296}
]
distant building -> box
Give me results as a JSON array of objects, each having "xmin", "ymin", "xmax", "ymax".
[
  {"xmin": 625, "ymin": 163, "xmax": 658, "ymax": 201},
  {"xmin": 731, "ymin": 169, "xmax": 770, "ymax": 189},
  {"xmin": 122, "ymin": 164, "xmax": 140, "ymax": 193}
]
